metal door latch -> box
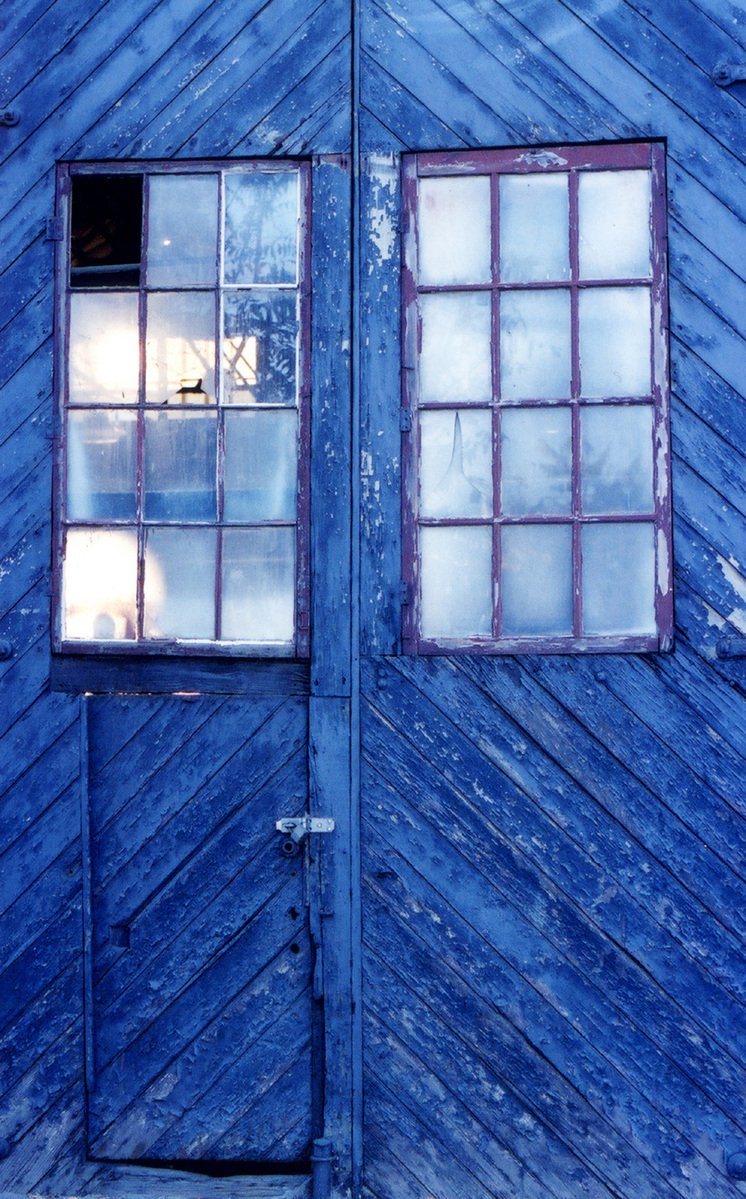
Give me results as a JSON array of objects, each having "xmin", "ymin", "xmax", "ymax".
[{"xmin": 276, "ymin": 815, "xmax": 335, "ymax": 845}]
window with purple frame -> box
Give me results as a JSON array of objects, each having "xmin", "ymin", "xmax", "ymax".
[
  {"xmin": 401, "ymin": 143, "xmax": 673, "ymax": 653},
  {"xmin": 55, "ymin": 161, "xmax": 310, "ymax": 656}
]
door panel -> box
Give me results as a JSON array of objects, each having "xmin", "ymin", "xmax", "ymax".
[{"xmin": 85, "ymin": 694, "xmax": 316, "ymax": 1164}]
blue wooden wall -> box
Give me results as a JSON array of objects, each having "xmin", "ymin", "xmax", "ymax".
[
  {"xmin": 1, "ymin": 2, "xmax": 744, "ymax": 1198},
  {"xmin": 358, "ymin": 3, "xmax": 746, "ymax": 1199}
]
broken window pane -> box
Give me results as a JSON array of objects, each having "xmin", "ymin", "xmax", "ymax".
[{"xmin": 70, "ymin": 174, "xmax": 142, "ymax": 288}]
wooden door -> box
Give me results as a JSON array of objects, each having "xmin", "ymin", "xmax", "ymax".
[
  {"xmin": 84, "ymin": 694, "xmax": 319, "ymax": 1165},
  {"xmin": 356, "ymin": 5, "xmax": 746, "ymax": 1199}
]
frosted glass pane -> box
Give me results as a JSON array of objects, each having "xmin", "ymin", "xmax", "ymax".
[
  {"xmin": 67, "ymin": 409, "xmax": 137, "ymax": 520},
  {"xmin": 500, "ymin": 290, "xmax": 571, "ymax": 400},
  {"xmin": 222, "ymin": 528, "xmax": 295, "ymax": 642},
  {"xmin": 143, "ymin": 528, "xmax": 216, "ymax": 639},
  {"xmin": 579, "ymin": 170, "xmax": 651, "ymax": 280},
  {"xmin": 417, "ymin": 176, "xmax": 491, "ymax": 285},
  {"xmin": 420, "ymin": 292, "xmax": 492, "ymax": 404},
  {"xmin": 143, "ymin": 412, "xmax": 217, "ymax": 520},
  {"xmin": 420, "ymin": 526, "xmax": 492, "ymax": 639},
  {"xmin": 580, "ymin": 287, "xmax": 650, "ymax": 397},
  {"xmin": 224, "ymin": 410, "xmax": 297, "ymax": 521},
  {"xmin": 146, "ymin": 292, "xmax": 216, "ymax": 404},
  {"xmin": 581, "ymin": 405, "xmax": 653, "ymax": 514},
  {"xmin": 501, "ymin": 524, "xmax": 573, "ymax": 636},
  {"xmin": 223, "ymin": 291, "xmax": 297, "ymax": 405},
  {"xmin": 69, "ymin": 292, "xmax": 139, "ymax": 404},
  {"xmin": 582, "ymin": 523, "xmax": 655, "ymax": 635},
  {"xmin": 147, "ymin": 175, "xmax": 218, "ymax": 287},
  {"xmin": 500, "ymin": 173, "xmax": 570, "ymax": 282},
  {"xmin": 63, "ymin": 528, "xmax": 139, "ymax": 641},
  {"xmin": 224, "ymin": 172, "xmax": 299, "ymax": 285},
  {"xmin": 501, "ymin": 407, "xmax": 571, "ymax": 515},
  {"xmin": 420, "ymin": 410, "xmax": 492, "ymax": 518}
]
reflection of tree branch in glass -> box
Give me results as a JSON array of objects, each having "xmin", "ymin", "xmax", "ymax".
[{"xmin": 224, "ymin": 335, "xmax": 259, "ymax": 400}]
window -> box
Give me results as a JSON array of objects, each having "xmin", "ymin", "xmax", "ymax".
[
  {"xmin": 401, "ymin": 143, "xmax": 673, "ymax": 653},
  {"xmin": 54, "ymin": 161, "xmax": 310, "ymax": 656}
]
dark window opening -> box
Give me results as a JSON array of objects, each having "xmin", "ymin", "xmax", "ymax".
[{"xmin": 70, "ymin": 174, "xmax": 143, "ymax": 288}]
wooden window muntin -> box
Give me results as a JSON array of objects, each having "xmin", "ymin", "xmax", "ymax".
[
  {"xmin": 54, "ymin": 160, "xmax": 311, "ymax": 657},
  {"xmin": 402, "ymin": 142, "xmax": 673, "ymax": 653}
]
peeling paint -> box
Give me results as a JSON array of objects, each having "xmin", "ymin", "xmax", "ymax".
[{"xmin": 515, "ymin": 149, "xmax": 568, "ymax": 168}]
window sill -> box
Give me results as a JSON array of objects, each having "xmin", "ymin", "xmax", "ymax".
[{"xmin": 50, "ymin": 652, "xmax": 310, "ymax": 695}]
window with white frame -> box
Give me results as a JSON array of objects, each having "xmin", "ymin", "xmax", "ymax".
[
  {"xmin": 55, "ymin": 161, "xmax": 310, "ymax": 656},
  {"xmin": 401, "ymin": 143, "xmax": 673, "ymax": 653}
]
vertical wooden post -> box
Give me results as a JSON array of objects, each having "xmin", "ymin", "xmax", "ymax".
[{"xmin": 310, "ymin": 153, "xmax": 357, "ymax": 1197}]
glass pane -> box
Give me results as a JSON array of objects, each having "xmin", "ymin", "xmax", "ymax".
[
  {"xmin": 63, "ymin": 528, "xmax": 139, "ymax": 641},
  {"xmin": 579, "ymin": 170, "xmax": 651, "ymax": 280},
  {"xmin": 71, "ymin": 174, "xmax": 142, "ymax": 289},
  {"xmin": 501, "ymin": 524, "xmax": 573, "ymax": 636},
  {"xmin": 499, "ymin": 173, "xmax": 570, "ymax": 283},
  {"xmin": 419, "ymin": 292, "xmax": 492, "ymax": 404},
  {"xmin": 581, "ymin": 405, "xmax": 654, "ymax": 514},
  {"xmin": 143, "ymin": 527, "xmax": 216, "ymax": 639},
  {"xmin": 224, "ymin": 410, "xmax": 298, "ymax": 522},
  {"xmin": 67, "ymin": 409, "xmax": 137, "ymax": 520},
  {"xmin": 500, "ymin": 290, "xmax": 571, "ymax": 400},
  {"xmin": 146, "ymin": 292, "xmax": 216, "ymax": 405},
  {"xmin": 146, "ymin": 174, "xmax": 218, "ymax": 287},
  {"xmin": 143, "ymin": 411, "xmax": 217, "ymax": 520},
  {"xmin": 69, "ymin": 292, "xmax": 139, "ymax": 404},
  {"xmin": 420, "ymin": 525, "xmax": 493, "ymax": 639},
  {"xmin": 580, "ymin": 287, "xmax": 651, "ymax": 397},
  {"xmin": 417, "ymin": 176, "xmax": 491, "ymax": 286},
  {"xmin": 221, "ymin": 528, "xmax": 295, "ymax": 642},
  {"xmin": 420, "ymin": 410, "xmax": 492, "ymax": 518},
  {"xmin": 582, "ymin": 522, "xmax": 656, "ymax": 635},
  {"xmin": 500, "ymin": 407, "xmax": 572, "ymax": 515},
  {"xmin": 223, "ymin": 291, "xmax": 297, "ymax": 405},
  {"xmin": 224, "ymin": 171, "xmax": 299, "ymax": 285}
]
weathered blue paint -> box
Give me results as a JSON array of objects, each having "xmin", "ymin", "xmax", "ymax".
[{"xmin": 1, "ymin": 2, "xmax": 745, "ymax": 1198}]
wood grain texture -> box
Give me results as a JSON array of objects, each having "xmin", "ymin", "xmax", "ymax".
[
  {"xmin": 0, "ymin": 0, "xmax": 352, "ymax": 1192},
  {"xmin": 85, "ymin": 696, "xmax": 315, "ymax": 1163},
  {"xmin": 2, "ymin": 0, "xmax": 745, "ymax": 1196},
  {"xmin": 358, "ymin": 4, "xmax": 745, "ymax": 1199}
]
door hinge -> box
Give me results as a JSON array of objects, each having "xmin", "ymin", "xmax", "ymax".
[
  {"xmin": 400, "ymin": 580, "xmax": 410, "ymax": 605},
  {"xmin": 276, "ymin": 815, "xmax": 335, "ymax": 845},
  {"xmin": 46, "ymin": 216, "xmax": 64, "ymax": 241},
  {"xmin": 399, "ymin": 407, "xmax": 412, "ymax": 432}
]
